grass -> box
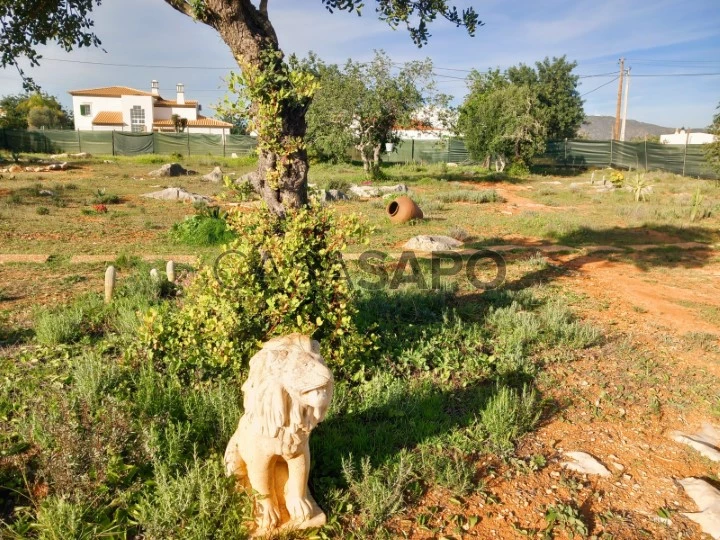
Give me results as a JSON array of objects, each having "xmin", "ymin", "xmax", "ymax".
[{"xmin": 1, "ymin": 154, "xmax": 720, "ymax": 538}]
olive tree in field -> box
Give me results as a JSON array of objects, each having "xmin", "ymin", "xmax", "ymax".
[
  {"xmin": 705, "ymin": 103, "xmax": 720, "ymax": 176},
  {"xmin": 1, "ymin": 1, "xmax": 481, "ymax": 217},
  {"xmin": 304, "ymin": 51, "xmax": 438, "ymax": 178}
]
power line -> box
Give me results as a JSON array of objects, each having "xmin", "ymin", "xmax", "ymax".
[
  {"xmin": 580, "ymin": 76, "xmax": 619, "ymax": 97},
  {"xmin": 43, "ymin": 58, "xmax": 236, "ymax": 70}
]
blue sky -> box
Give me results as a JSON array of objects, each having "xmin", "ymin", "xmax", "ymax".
[{"xmin": 1, "ymin": 0, "xmax": 719, "ymax": 129}]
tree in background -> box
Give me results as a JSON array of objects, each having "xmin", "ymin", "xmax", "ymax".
[
  {"xmin": 3, "ymin": 1, "xmax": 480, "ymax": 215},
  {"xmin": 458, "ymin": 70, "xmax": 545, "ymax": 171},
  {"xmin": 0, "ymin": 92, "xmax": 72, "ymax": 130},
  {"xmin": 705, "ymin": 102, "xmax": 720, "ymax": 175},
  {"xmin": 305, "ymin": 51, "xmax": 438, "ymax": 177},
  {"xmin": 507, "ymin": 56, "xmax": 584, "ymax": 140}
]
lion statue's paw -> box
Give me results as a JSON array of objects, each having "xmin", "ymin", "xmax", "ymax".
[{"xmin": 286, "ymin": 494, "xmax": 314, "ymax": 522}]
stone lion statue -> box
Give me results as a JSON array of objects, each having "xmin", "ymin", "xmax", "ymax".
[{"xmin": 224, "ymin": 334, "xmax": 334, "ymax": 534}]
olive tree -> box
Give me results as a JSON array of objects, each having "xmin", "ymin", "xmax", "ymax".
[
  {"xmin": 2, "ymin": 1, "xmax": 481, "ymax": 216},
  {"xmin": 305, "ymin": 51, "xmax": 436, "ymax": 177}
]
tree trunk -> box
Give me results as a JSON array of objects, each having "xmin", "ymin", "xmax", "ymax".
[
  {"xmin": 372, "ymin": 144, "xmax": 382, "ymax": 176},
  {"xmin": 187, "ymin": 0, "xmax": 309, "ymax": 218}
]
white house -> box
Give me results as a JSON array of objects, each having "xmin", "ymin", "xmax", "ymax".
[
  {"xmin": 69, "ymin": 81, "xmax": 232, "ymax": 137},
  {"xmin": 660, "ymin": 128, "xmax": 716, "ymax": 145},
  {"xmin": 393, "ymin": 106, "xmax": 455, "ymax": 140}
]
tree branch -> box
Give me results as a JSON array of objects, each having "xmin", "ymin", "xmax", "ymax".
[
  {"xmin": 163, "ymin": 0, "xmax": 195, "ymax": 18},
  {"xmin": 259, "ymin": 0, "xmax": 268, "ymax": 16}
]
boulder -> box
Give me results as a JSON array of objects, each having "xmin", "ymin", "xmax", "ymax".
[
  {"xmin": 8, "ymin": 165, "xmax": 22, "ymax": 173},
  {"xmin": 349, "ymin": 183, "xmax": 408, "ymax": 198},
  {"xmin": 140, "ymin": 187, "xmax": 211, "ymax": 203},
  {"xmin": 148, "ymin": 163, "xmax": 197, "ymax": 177},
  {"xmin": 203, "ymin": 166, "xmax": 224, "ymax": 183},
  {"xmin": 39, "ymin": 189, "xmax": 55, "ymax": 196},
  {"xmin": 403, "ymin": 235, "xmax": 462, "ymax": 252}
]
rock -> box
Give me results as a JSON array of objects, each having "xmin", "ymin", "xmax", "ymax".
[
  {"xmin": 203, "ymin": 166, "xmax": 224, "ymax": 183},
  {"xmin": 670, "ymin": 424, "xmax": 720, "ymax": 462},
  {"xmin": 447, "ymin": 162, "xmax": 459, "ymax": 168},
  {"xmin": 561, "ymin": 451, "xmax": 611, "ymax": 477},
  {"xmin": 224, "ymin": 335, "xmax": 333, "ymax": 534},
  {"xmin": 678, "ymin": 478, "xmax": 720, "ymax": 539},
  {"xmin": 148, "ymin": 163, "xmax": 197, "ymax": 177},
  {"xmin": 231, "ymin": 152, "xmax": 238, "ymax": 158},
  {"xmin": 8, "ymin": 165, "xmax": 22, "ymax": 173},
  {"xmin": 140, "ymin": 187, "xmax": 211, "ymax": 203},
  {"xmin": 349, "ymin": 183, "xmax": 408, "ymax": 198},
  {"xmin": 317, "ymin": 189, "xmax": 348, "ymax": 203},
  {"xmin": 47, "ymin": 162, "xmax": 68, "ymax": 171},
  {"xmin": 71, "ymin": 152, "xmax": 91, "ymax": 158},
  {"xmin": 403, "ymin": 235, "xmax": 463, "ymax": 252},
  {"xmin": 238, "ymin": 172, "xmax": 253, "ymax": 185},
  {"xmin": 39, "ymin": 190, "xmax": 55, "ymax": 196},
  {"xmin": 49, "ymin": 153, "xmax": 68, "ymax": 159}
]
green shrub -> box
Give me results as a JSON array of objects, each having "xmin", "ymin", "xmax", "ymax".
[
  {"xmin": 438, "ymin": 189, "xmax": 504, "ymax": 204},
  {"xmin": 33, "ymin": 294, "xmax": 104, "ymax": 345},
  {"xmin": 506, "ymin": 161, "xmax": 530, "ymax": 178},
  {"xmin": 36, "ymin": 206, "xmax": 49, "ymax": 215},
  {"xmin": 170, "ymin": 207, "xmax": 236, "ymax": 246},
  {"xmin": 341, "ymin": 452, "xmax": 416, "ymax": 533},
  {"xmin": 131, "ymin": 456, "xmax": 251, "ymax": 539},
  {"xmin": 140, "ymin": 205, "xmax": 374, "ymax": 380},
  {"xmin": 480, "ymin": 384, "xmax": 540, "ymax": 454},
  {"xmin": 92, "ymin": 188, "xmax": 121, "ymax": 205}
]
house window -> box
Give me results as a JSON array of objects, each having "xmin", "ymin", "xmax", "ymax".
[
  {"xmin": 80, "ymin": 104, "xmax": 91, "ymax": 116},
  {"xmin": 130, "ymin": 105, "xmax": 145, "ymax": 132}
]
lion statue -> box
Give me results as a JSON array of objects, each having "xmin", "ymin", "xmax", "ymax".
[{"xmin": 224, "ymin": 333, "xmax": 334, "ymax": 534}]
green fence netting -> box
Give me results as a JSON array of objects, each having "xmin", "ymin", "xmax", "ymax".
[
  {"xmin": 0, "ymin": 128, "xmax": 716, "ymax": 178},
  {"xmin": 224, "ymin": 134, "xmax": 257, "ymax": 156},
  {"xmin": 113, "ymin": 132, "xmax": 154, "ymax": 156}
]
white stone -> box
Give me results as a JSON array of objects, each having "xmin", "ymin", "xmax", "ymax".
[
  {"xmin": 561, "ymin": 451, "xmax": 611, "ymax": 477},
  {"xmin": 670, "ymin": 424, "xmax": 720, "ymax": 462},
  {"xmin": 140, "ymin": 187, "xmax": 211, "ymax": 203},
  {"xmin": 678, "ymin": 478, "xmax": 720, "ymax": 539},
  {"xmin": 349, "ymin": 183, "xmax": 408, "ymax": 198},
  {"xmin": 224, "ymin": 334, "xmax": 333, "ymax": 536},
  {"xmin": 148, "ymin": 163, "xmax": 197, "ymax": 177},
  {"xmin": 203, "ymin": 166, "xmax": 224, "ymax": 183},
  {"xmin": 403, "ymin": 235, "xmax": 463, "ymax": 252}
]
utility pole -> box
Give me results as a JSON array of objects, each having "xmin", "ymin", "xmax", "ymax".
[
  {"xmin": 613, "ymin": 57, "xmax": 625, "ymax": 140},
  {"xmin": 620, "ymin": 67, "xmax": 631, "ymax": 142}
]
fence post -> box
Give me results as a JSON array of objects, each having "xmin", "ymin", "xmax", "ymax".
[
  {"xmin": 411, "ymin": 139, "xmax": 415, "ymax": 162},
  {"xmin": 77, "ymin": 129, "xmax": 82, "ymax": 153},
  {"xmin": 112, "ymin": 131, "xmax": 115, "ymax": 156},
  {"xmin": 644, "ymin": 136, "xmax": 648, "ymax": 170},
  {"xmin": 187, "ymin": 131, "xmax": 191, "ymax": 157},
  {"xmin": 564, "ymin": 138, "xmax": 567, "ymax": 164},
  {"xmin": 223, "ymin": 132, "xmax": 226, "ymax": 158},
  {"xmin": 682, "ymin": 132, "xmax": 689, "ymax": 176},
  {"xmin": 609, "ymin": 139, "xmax": 613, "ymax": 167}
]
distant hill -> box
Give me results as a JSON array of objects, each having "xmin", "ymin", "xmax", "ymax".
[{"xmin": 578, "ymin": 116, "xmax": 674, "ymax": 141}]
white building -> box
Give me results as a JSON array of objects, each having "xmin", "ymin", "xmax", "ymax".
[
  {"xmin": 393, "ymin": 106, "xmax": 455, "ymax": 140},
  {"xmin": 69, "ymin": 81, "xmax": 232, "ymax": 137},
  {"xmin": 660, "ymin": 128, "xmax": 716, "ymax": 145}
]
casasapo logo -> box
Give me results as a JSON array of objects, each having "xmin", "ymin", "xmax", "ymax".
[{"xmin": 214, "ymin": 249, "xmax": 506, "ymax": 290}]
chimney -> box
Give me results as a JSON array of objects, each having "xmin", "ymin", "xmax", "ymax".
[
  {"xmin": 151, "ymin": 80, "xmax": 159, "ymax": 96},
  {"xmin": 176, "ymin": 83, "xmax": 185, "ymax": 105}
]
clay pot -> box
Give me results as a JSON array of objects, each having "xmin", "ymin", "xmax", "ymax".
[{"xmin": 387, "ymin": 195, "xmax": 423, "ymax": 224}]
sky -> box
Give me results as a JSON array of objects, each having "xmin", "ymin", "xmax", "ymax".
[{"xmin": 1, "ymin": 0, "xmax": 719, "ymax": 129}]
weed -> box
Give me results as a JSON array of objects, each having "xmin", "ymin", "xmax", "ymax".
[
  {"xmin": 447, "ymin": 226, "xmax": 471, "ymax": 242},
  {"xmin": 480, "ymin": 385, "xmax": 540, "ymax": 454},
  {"xmin": 439, "ymin": 189, "xmax": 504, "ymax": 204},
  {"xmin": 341, "ymin": 452, "xmax": 416, "ymax": 533},
  {"xmin": 33, "ymin": 294, "xmax": 103, "ymax": 346},
  {"xmin": 36, "ymin": 206, "xmax": 49, "ymax": 215},
  {"xmin": 92, "ymin": 188, "xmax": 121, "ymax": 205},
  {"xmin": 170, "ymin": 208, "xmax": 235, "ymax": 246},
  {"xmin": 544, "ymin": 503, "xmax": 588, "ymax": 538}
]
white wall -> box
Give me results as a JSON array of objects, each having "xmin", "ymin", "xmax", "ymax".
[
  {"xmin": 120, "ymin": 95, "xmax": 154, "ymax": 132},
  {"xmin": 393, "ymin": 129, "xmax": 450, "ymax": 140},
  {"xmin": 153, "ymin": 105, "xmax": 198, "ymax": 121},
  {"xmin": 72, "ymin": 96, "xmax": 123, "ymax": 130},
  {"xmin": 660, "ymin": 132, "xmax": 715, "ymax": 145}
]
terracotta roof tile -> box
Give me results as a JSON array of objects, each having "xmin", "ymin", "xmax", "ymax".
[
  {"xmin": 69, "ymin": 86, "xmax": 155, "ymax": 97},
  {"xmin": 92, "ymin": 111, "xmax": 125, "ymax": 125},
  {"xmin": 154, "ymin": 99, "xmax": 198, "ymax": 108}
]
